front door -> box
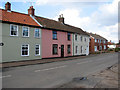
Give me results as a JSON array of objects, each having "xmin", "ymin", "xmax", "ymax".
[{"xmin": 61, "ymin": 45, "xmax": 64, "ymax": 57}]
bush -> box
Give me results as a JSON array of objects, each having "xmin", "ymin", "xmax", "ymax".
[{"xmin": 115, "ymin": 48, "xmax": 120, "ymax": 52}]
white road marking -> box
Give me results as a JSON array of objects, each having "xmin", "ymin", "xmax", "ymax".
[
  {"xmin": 77, "ymin": 60, "xmax": 93, "ymax": 65},
  {"xmin": 0, "ymin": 75, "xmax": 12, "ymax": 78},
  {"xmin": 35, "ymin": 65, "xmax": 67, "ymax": 72}
]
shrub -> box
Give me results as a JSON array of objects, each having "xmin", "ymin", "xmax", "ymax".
[{"xmin": 115, "ymin": 48, "xmax": 120, "ymax": 52}]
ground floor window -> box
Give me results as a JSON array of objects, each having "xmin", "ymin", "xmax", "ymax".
[
  {"xmin": 100, "ymin": 46, "xmax": 102, "ymax": 50},
  {"xmin": 76, "ymin": 46, "xmax": 78, "ymax": 54},
  {"xmin": 53, "ymin": 44, "xmax": 58, "ymax": 55},
  {"xmin": 21, "ymin": 44, "xmax": 29, "ymax": 56},
  {"xmin": 104, "ymin": 45, "xmax": 106, "ymax": 49},
  {"xmin": 67, "ymin": 45, "xmax": 71, "ymax": 54},
  {"xmin": 94, "ymin": 46, "xmax": 97, "ymax": 51},
  {"xmin": 35, "ymin": 44, "xmax": 40, "ymax": 56},
  {"xmin": 81, "ymin": 46, "xmax": 83, "ymax": 53}
]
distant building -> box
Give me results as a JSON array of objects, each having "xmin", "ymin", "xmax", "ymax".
[{"xmin": 87, "ymin": 33, "xmax": 108, "ymax": 53}]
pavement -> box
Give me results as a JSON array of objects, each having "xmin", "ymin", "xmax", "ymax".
[
  {"xmin": 1, "ymin": 54, "xmax": 99, "ymax": 68},
  {"xmin": 1, "ymin": 52, "xmax": 118, "ymax": 88}
]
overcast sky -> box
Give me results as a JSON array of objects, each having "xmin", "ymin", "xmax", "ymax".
[{"xmin": 0, "ymin": 0, "xmax": 118, "ymax": 43}]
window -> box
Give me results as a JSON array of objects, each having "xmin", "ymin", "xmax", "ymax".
[
  {"xmin": 67, "ymin": 33, "xmax": 71, "ymax": 41},
  {"xmin": 53, "ymin": 44, "xmax": 58, "ymax": 55},
  {"xmin": 95, "ymin": 39, "xmax": 97, "ymax": 42},
  {"xmin": 98, "ymin": 40, "xmax": 99, "ymax": 43},
  {"xmin": 75, "ymin": 34, "xmax": 77, "ymax": 41},
  {"xmin": 53, "ymin": 31, "xmax": 57, "ymax": 40},
  {"xmin": 80, "ymin": 36, "xmax": 83, "ymax": 42},
  {"xmin": 94, "ymin": 46, "xmax": 97, "ymax": 51},
  {"xmin": 10, "ymin": 24, "xmax": 18, "ymax": 36},
  {"xmin": 34, "ymin": 28, "xmax": 40, "ymax": 38},
  {"xmin": 100, "ymin": 46, "xmax": 102, "ymax": 50},
  {"xmin": 76, "ymin": 46, "xmax": 78, "ymax": 54},
  {"xmin": 100, "ymin": 40, "xmax": 101, "ymax": 43},
  {"xmin": 104, "ymin": 40, "xmax": 106, "ymax": 43},
  {"xmin": 104, "ymin": 45, "xmax": 106, "ymax": 49},
  {"xmin": 67, "ymin": 45, "xmax": 71, "ymax": 54},
  {"xmin": 35, "ymin": 45, "xmax": 40, "ymax": 56},
  {"xmin": 22, "ymin": 26, "xmax": 29, "ymax": 37},
  {"xmin": 84, "ymin": 37, "xmax": 86, "ymax": 42},
  {"xmin": 21, "ymin": 44, "xmax": 29, "ymax": 56},
  {"xmin": 81, "ymin": 46, "xmax": 83, "ymax": 53}
]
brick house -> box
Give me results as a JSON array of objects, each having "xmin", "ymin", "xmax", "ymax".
[{"xmin": 87, "ymin": 33, "xmax": 108, "ymax": 53}]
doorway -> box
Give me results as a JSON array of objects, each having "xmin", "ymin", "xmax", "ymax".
[{"xmin": 61, "ymin": 45, "xmax": 64, "ymax": 57}]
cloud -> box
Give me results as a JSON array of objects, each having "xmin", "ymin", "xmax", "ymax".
[
  {"xmin": 91, "ymin": 0, "xmax": 118, "ymax": 26},
  {"xmin": 53, "ymin": 0, "xmax": 118, "ymax": 43}
]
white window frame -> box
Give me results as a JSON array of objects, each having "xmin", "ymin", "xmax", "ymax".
[
  {"xmin": 94, "ymin": 46, "xmax": 97, "ymax": 51},
  {"xmin": 22, "ymin": 26, "xmax": 29, "ymax": 37},
  {"xmin": 21, "ymin": 44, "xmax": 29, "ymax": 56},
  {"xmin": 10, "ymin": 24, "xmax": 18, "ymax": 36},
  {"xmin": 35, "ymin": 44, "xmax": 40, "ymax": 56},
  {"xmin": 104, "ymin": 45, "xmax": 106, "ymax": 49},
  {"xmin": 34, "ymin": 28, "xmax": 40, "ymax": 38},
  {"xmin": 95, "ymin": 39, "xmax": 97, "ymax": 42}
]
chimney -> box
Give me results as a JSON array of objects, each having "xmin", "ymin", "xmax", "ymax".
[
  {"xmin": 5, "ymin": 2, "xmax": 11, "ymax": 11},
  {"xmin": 28, "ymin": 6, "xmax": 35, "ymax": 16},
  {"xmin": 58, "ymin": 14, "xmax": 64, "ymax": 24}
]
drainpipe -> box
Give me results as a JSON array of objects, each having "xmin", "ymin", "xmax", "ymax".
[{"xmin": 73, "ymin": 34, "xmax": 74, "ymax": 56}]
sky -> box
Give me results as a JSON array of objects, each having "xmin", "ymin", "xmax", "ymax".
[{"xmin": 0, "ymin": 0, "xmax": 119, "ymax": 43}]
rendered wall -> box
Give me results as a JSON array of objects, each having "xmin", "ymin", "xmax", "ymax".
[{"xmin": 2, "ymin": 23, "xmax": 42, "ymax": 62}]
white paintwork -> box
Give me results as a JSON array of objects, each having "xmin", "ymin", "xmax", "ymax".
[{"xmin": 72, "ymin": 34, "xmax": 89, "ymax": 56}]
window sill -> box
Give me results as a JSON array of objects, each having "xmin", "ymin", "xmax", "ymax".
[
  {"xmin": 53, "ymin": 39, "xmax": 58, "ymax": 40},
  {"xmin": 21, "ymin": 55, "xmax": 29, "ymax": 57},
  {"xmin": 10, "ymin": 35, "xmax": 18, "ymax": 37},
  {"xmin": 22, "ymin": 36, "xmax": 29, "ymax": 38},
  {"xmin": 35, "ymin": 55, "xmax": 40, "ymax": 56}
]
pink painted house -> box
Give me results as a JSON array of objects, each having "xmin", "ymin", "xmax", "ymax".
[{"xmin": 42, "ymin": 29, "xmax": 72, "ymax": 58}]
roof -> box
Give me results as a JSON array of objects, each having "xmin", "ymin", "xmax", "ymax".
[
  {"xmin": 35, "ymin": 15, "xmax": 89, "ymax": 36},
  {"xmin": 0, "ymin": 9, "xmax": 40, "ymax": 27},
  {"xmin": 87, "ymin": 32, "xmax": 107, "ymax": 40}
]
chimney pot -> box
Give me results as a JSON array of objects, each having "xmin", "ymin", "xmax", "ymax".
[
  {"xmin": 58, "ymin": 14, "xmax": 64, "ymax": 24},
  {"xmin": 5, "ymin": 2, "xmax": 11, "ymax": 11},
  {"xmin": 28, "ymin": 6, "xmax": 35, "ymax": 16}
]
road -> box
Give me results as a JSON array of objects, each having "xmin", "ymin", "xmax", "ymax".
[{"xmin": 1, "ymin": 53, "xmax": 118, "ymax": 88}]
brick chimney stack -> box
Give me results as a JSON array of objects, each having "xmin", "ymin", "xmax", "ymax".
[
  {"xmin": 5, "ymin": 2, "xmax": 11, "ymax": 11},
  {"xmin": 58, "ymin": 14, "xmax": 64, "ymax": 24},
  {"xmin": 28, "ymin": 6, "xmax": 35, "ymax": 16}
]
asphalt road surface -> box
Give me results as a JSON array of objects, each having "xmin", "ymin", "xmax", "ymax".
[{"xmin": 1, "ymin": 53, "xmax": 118, "ymax": 88}]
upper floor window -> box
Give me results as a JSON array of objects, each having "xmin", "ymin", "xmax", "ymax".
[
  {"xmin": 100, "ymin": 40, "xmax": 101, "ymax": 43},
  {"xmin": 22, "ymin": 26, "xmax": 29, "ymax": 37},
  {"xmin": 34, "ymin": 28, "xmax": 40, "ymax": 38},
  {"xmin": 67, "ymin": 45, "xmax": 71, "ymax": 54},
  {"xmin": 53, "ymin": 44, "xmax": 58, "ymax": 55},
  {"xmin": 95, "ymin": 39, "xmax": 97, "ymax": 42},
  {"xmin": 53, "ymin": 31, "xmax": 57, "ymax": 40},
  {"xmin": 21, "ymin": 44, "xmax": 29, "ymax": 56},
  {"xmin": 98, "ymin": 39, "xmax": 99, "ymax": 43},
  {"xmin": 10, "ymin": 24, "xmax": 18, "ymax": 36},
  {"xmin": 75, "ymin": 34, "xmax": 77, "ymax": 41},
  {"xmin": 84, "ymin": 37, "xmax": 86, "ymax": 42},
  {"xmin": 104, "ymin": 40, "xmax": 106, "ymax": 43},
  {"xmin": 35, "ymin": 44, "xmax": 40, "ymax": 56},
  {"xmin": 80, "ymin": 36, "xmax": 83, "ymax": 42},
  {"xmin": 67, "ymin": 33, "xmax": 71, "ymax": 41}
]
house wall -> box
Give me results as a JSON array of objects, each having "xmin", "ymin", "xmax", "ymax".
[
  {"xmin": 72, "ymin": 34, "xmax": 89, "ymax": 56},
  {"xmin": 42, "ymin": 29, "xmax": 72, "ymax": 58},
  {"xmin": 0, "ymin": 22, "xmax": 2, "ymax": 62},
  {"xmin": 89, "ymin": 37, "xmax": 108, "ymax": 53},
  {"xmin": 89, "ymin": 37, "xmax": 95, "ymax": 53},
  {"xmin": 2, "ymin": 23, "xmax": 42, "ymax": 63}
]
